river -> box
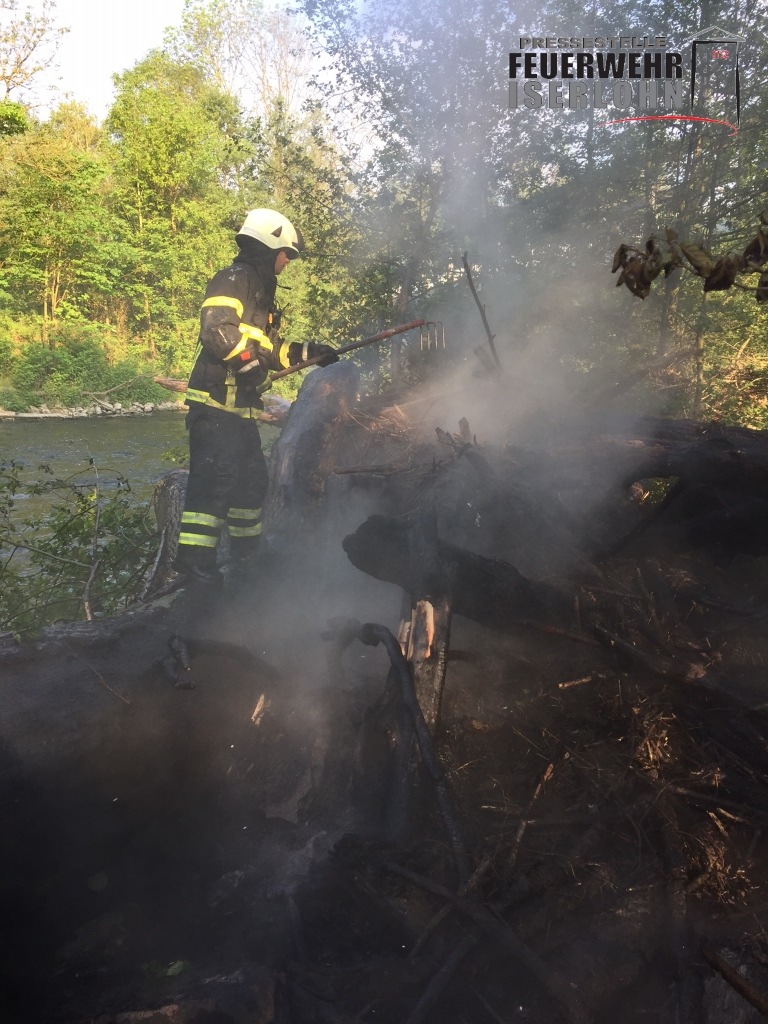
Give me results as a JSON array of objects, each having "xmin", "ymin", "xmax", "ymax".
[
  {"xmin": 0, "ymin": 411, "xmax": 280, "ymax": 517},
  {"xmin": 0, "ymin": 412, "xmax": 189, "ymax": 521}
]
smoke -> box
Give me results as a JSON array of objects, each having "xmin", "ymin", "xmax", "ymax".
[{"xmin": 327, "ymin": 0, "xmax": 718, "ymax": 466}]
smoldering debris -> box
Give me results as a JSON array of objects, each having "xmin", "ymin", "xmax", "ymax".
[{"xmin": 5, "ymin": 373, "xmax": 768, "ymax": 1024}]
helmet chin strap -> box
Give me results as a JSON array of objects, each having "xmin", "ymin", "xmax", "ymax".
[{"xmin": 233, "ymin": 236, "xmax": 278, "ymax": 272}]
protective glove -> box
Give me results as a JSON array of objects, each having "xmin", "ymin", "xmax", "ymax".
[{"xmin": 306, "ymin": 342, "xmax": 340, "ymax": 367}]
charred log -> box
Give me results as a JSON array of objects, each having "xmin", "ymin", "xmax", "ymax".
[
  {"xmin": 342, "ymin": 514, "xmax": 575, "ymax": 630},
  {"xmin": 264, "ymin": 361, "xmax": 359, "ymax": 550},
  {"xmin": 523, "ymin": 415, "xmax": 768, "ymax": 496}
]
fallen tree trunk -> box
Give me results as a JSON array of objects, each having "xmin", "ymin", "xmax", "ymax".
[
  {"xmin": 342, "ymin": 514, "xmax": 574, "ymax": 631},
  {"xmin": 264, "ymin": 361, "xmax": 360, "ymax": 550},
  {"xmin": 516, "ymin": 415, "xmax": 768, "ymax": 495},
  {"xmin": 0, "ymin": 591, "xmax": 178, "ymax": 663}
]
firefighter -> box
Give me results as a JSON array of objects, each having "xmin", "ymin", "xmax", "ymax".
[{"xmin": 174, "ymin": 208, "xmax": 338, "ymax": 585}]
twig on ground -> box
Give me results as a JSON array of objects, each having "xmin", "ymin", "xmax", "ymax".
[
  {"xmin": 557, "ymin": 675, "xmax": 597, "ymax": 690},
  {"xmin": 668, "ymin": 786, "xmax": 768, "ymax": 823},
  {"xmin": 521, "ymin": 620, "xmax": 601, "ymax": 647},
  {"xmin": 62, "ymin": 641, "xmax": 131, "ymax": 706},
  {"xmin": 473, "ymin": 989, "xmax": 509, "ymax": 1024},
  {"xmin": 410, "ymin": 852, "xmax": 493, "ymax": 959},
  {"xmin": 507, "ymin": 762, "xmax": 554, "ymax": 873}
]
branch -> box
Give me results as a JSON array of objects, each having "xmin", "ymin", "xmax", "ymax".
[
  {"xmin": 82, "ymin": 374, "xmax": 153, "ymax": 400},
  {"xmin": 82, "ymin": 558, "xmax": 100, "ymax": 622},
  {"xmin": 0, "ymin": 540, "xmax": 90, "ymax": 569},
  {"xmin": 702, "ymin": 948, "xmax": 768, "ymax": 1019},
  {"xmin": 461, "ymin": 252, "xmax": 502, "ymax": 370},
  {"xmin": 385, "ymin": 863, "xmax": 590, "ymax": 1024},
  {"xmin": 359, "ymin": 621, "xmax": 469, "ymax": 881},
  {"xmin": 83, "ymin": 464, "xmax": 102, "ymax": 622}
]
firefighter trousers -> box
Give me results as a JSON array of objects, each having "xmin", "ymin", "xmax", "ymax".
[{"xmin": 176, "ymin": 405, "xmax": 268, "ymax": 571}]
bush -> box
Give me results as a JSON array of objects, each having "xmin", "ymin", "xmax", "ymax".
[
  {"xmin": 0, "ymin": 389, "xmax": 26, "ymax": 412},
  {"xmin": 0, "ymin": 336, "xmax": 14, "ymax": 377},
  {"xmin": 9, "ymin": 328, "xmax": 170, "ymax": 409},
  {"xmin": 0, "ymin": 459, "xmax": 159, "ymax": 637}
]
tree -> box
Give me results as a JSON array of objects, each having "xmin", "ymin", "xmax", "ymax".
[
  {"xmin": 165, "ymin": 0, "xmax": 313, "ymax": 119},
  {"xmin": 297, "ymin": 1, "xmax": 533, "ymax": 372},
  {"xmin": 0, "ymin": 104, "xmax": 119, "ymax": 345},
  {"xmin": 104, "ymin": 52, "xmax": 243, "ymax": 361},
  {"xmin": 299, "ymin": 0, "xmax": 768, "ymax": 416},
  {"xmin": 0, "ymin": 0, "xmax": 67, "ymax": 101}
]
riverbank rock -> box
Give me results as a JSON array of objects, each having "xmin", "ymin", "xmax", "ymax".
[{"xmin": 3, "ymin": 401, "xmax": 184, "ymax": 420}]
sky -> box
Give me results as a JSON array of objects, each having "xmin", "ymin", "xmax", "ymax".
[{"xmin": 28, "ymin": 0, "xmax": 189, "ymax": 119}]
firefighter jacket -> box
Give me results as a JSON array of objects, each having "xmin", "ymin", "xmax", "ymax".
[{"xmin": 185, "ymin": 258, "xmax": 294, "ymax": 418}]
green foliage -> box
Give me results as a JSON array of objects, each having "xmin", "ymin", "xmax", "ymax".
[
  {"xmin": 0, "ymin": 460, "xmax": 158, "ymax": 638},
  {"xmin": 2, "ymin": 0, "xmax": 768, "ymax": 428},
  {"xmin": 8, "ymin": 327, "xmax": 169, "ymax": 409},
  {"xmin": 0, "ymin": 98, "xmax": 29, "ymax": 136},
  {"xmin": 104, "ymin": 52, "xmax": 242, "ymax": 338},
  {"xmin": 0, "ymin": 336, "xmax": 14, "ymax": 376}
]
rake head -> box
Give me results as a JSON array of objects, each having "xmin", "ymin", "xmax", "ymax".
[{"xmin": 419, "ymin": 321, "xmax": 445, "ymax": 351}]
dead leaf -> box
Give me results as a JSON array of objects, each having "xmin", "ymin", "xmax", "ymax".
[
  {"xmin": 704, "ymin": 255, "xmax": 745, "ymax": 292},
  {"xmin": 755, "ymin": 270, "xmax": 768, "ymax": 302},
  {"xmin": 611, "ymin": 243, "xmax": 630, "ymax": 273},
  {"xmin": 679, "ymin": 242, "xmax": 715, "ymax": 277},
  {"xmin": 618, "ymin": 256, "xmax": 654, "ymax": 299},
  {"xmin": 743, "ymin": 228, "xmax": 768, "ymax": 268}
]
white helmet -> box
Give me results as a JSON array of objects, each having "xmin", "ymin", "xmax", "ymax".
[{"xmin": 236, "ymin": 208, "xmax": 304, "ymax": 257}]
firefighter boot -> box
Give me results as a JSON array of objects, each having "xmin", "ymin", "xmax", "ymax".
[
  {"xmin": 173, "ymin": 546, "xmax": 224, "ymax": 591},
  {"xmin": 226, "ymin": 536, "xmax": 261, "ymax": 592}
]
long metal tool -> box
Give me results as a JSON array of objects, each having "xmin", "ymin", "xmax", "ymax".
[{"xmin": 265, "ymin": 318, "xmax": 426, "ymax": 380}]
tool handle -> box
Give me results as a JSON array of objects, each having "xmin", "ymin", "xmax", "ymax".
[{"xmin": 268, "ymin": 319, "xmax": 426, "ymax": 380}]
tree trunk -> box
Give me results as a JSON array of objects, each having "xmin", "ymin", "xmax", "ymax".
[
  {"xmin": 263, "ymin": 360, "xmax": 360, "ymax": 550},
  {"xmin": 342, "ymin": 514, "xmax": 574, "ymax": 633}
]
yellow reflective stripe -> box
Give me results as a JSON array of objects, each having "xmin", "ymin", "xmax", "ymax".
[
  {"xmin": 181, "ymin": 512, "xmax": 225, "ymax": 528},
  {"xmin": 223, "ymin": 336, "xmax": 250, "ymax": 361},
  {"xmin": 240, "ymin": 324, "xmax": 273, "ymax": 352},
  {"xmin": 202, "ymin": 295, "xmax": 244, "ymax": 319},
  {"xmin": 228, "ymin": 508, "xmax": 261, "ymax": 519},
  {"xmin": 185, "ymin": 389, "xmax": 265, "ymax": 418},
  {"xmin": 178, "ymin": 532, "xmax": 218, "ymax": 548},
  {"xmin": 228, "ymin": 523, "xmax": 263, "ymax": 537},
  {"xmin": 278, "ymin": 340, "xmax": 292, "ymax": 368}
]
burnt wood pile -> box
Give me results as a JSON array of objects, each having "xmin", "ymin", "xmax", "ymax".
[{"xmin": 4, "ymin": 367, "xmax": 768, "ymax": 1022}]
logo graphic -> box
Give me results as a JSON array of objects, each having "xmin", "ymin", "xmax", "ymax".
[
  {"xmin": 508, "ymin": 29, "xmax": 744, "ymax": 134},
  {"xmin": 689, "ymin": 26, "xmax": 743, "ymax": 124}
]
